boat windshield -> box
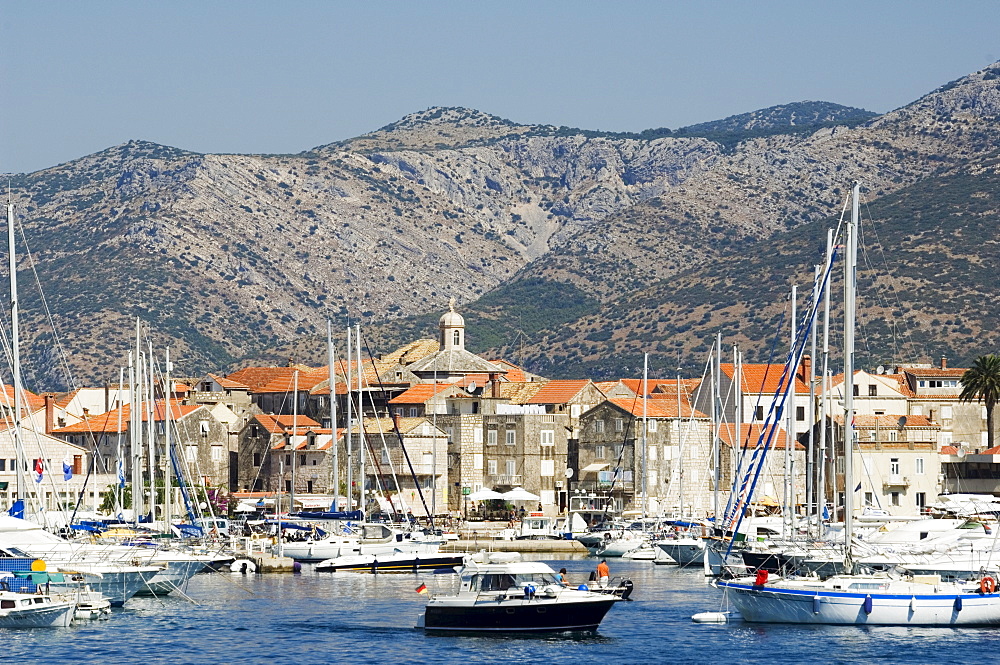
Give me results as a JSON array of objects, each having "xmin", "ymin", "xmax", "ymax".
[{"xmin": 473, "ymin": 572, "xmax": 557, "ymax": 591}]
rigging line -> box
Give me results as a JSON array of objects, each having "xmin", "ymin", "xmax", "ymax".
[
  {"xmin": 363, "ymin": 388, "xmax": 403, "ymax": 518},
  {"xmin": 854, "ymin": 222, "xmax": 892, "ymax": 365},
  {"xmin": 15, "ymin": 219, "xmax": 77, "ymax": 392},
  {"xmin": 861, "ymin": 194, "xmax": 922, "ymax": 366},
  {"xmin": 599, "ymin": 374, "xmax": 646, "ymax": 523},
  {"xmin": 361, "ymin": 333, "xmax": 434, "ymax": 528}
]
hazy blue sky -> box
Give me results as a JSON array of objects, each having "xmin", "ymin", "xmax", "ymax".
[{"xmin": 3, "ymin": 1, "xmax": 997, "ymax": 174}]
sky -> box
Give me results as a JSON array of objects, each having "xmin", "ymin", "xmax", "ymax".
[{"xmin": 2, "ymin": 1, "xmax": 998, "ymax": 174}]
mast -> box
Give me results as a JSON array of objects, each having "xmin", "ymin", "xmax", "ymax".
[
  {"xmin": 164, "ymin": 347, "xmax": 173, "ymax": 532},
  {"xmin": 145, "ymin": 344, "xmax": 156, "ymax": 523},
  {"xmin": 345, "ymin": 324, "xmax": 353, "ymax": 512},
  {"xmin": 327, "ymin": 321, "xmax": 339, "ymax": 510},
  {"xmin": 7, "ymin": 197, "xmax": 27, "ymax": 507},
  {"xmin": 641, "ymin": 353, "xmax": 648, "ymax": 518},
  {"xmin": 818, "ymin": 228, "xmax": 833, "ymax": 537},
  {"xmin": 116, "ymin": 366, "xmax": 125, "ymax": 515},
  {"xmin": 843, "ymin": 182, "xmax": 860, "ymax": 563},
  {"xmin": 733, "ymin": 343, "xmax": 742, "ymax": 522},
  {"xmin": 712, "ymin": 333, "xmax": 721, "ymax": 523},
  {"xmin": 291, "ymin": 369, "xmax": 298, "ymax": 513},
  {"xmin": 676, "ymin": 361, "xmax": 683, "ymax": 517},
  {"xmin": 808, "ymin": 266, "xmax": 819, "ymax": 537},
  {"xmin": 356, "ymin": 323, "xmax": 364, "ymax": 518},
  {"xmin": 784, "ymin": 286, "xmax": 796, "ymax": 540}
]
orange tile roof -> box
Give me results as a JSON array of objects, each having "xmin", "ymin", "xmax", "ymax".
[
  {"xmin": 252, "ymin": 413, "xmax": 322, "ymax": 435},
  {"xmin": 308, "ymin": 380, "xmax": 349, "ymax": 396},
  {"xmin": 718, "ymin": 423, "xmax": 800, "ymax": 449},
  {"xmin": 317, "ymin": 428, "xmax": 345, "ymax": 451},
  {"xmin": 940, "ymin": 445, "xmax": 959, "ymax": 455},
  {"xmin": 618, "ymin": 379, "xmax": 675, "ymax": 397},
  {"xmin": 225, "ymin": 366, "xmax": 327, "ymax": 393},
  {"xmin": 53, "ymin": 389, "xmax": 82, "ymax": 409},
  {"xmin": 525, "ymin": 380, "xmax": 591, "ymax": 405},
  {"xmin": 388, "ymin": 383, "xmax": 456, "ymax": 405},
  {"xmin": 51, "ymin": 400, "xmax": 199, "ymax": 434},
  {"xmin": 488, "ymin": 359, "xmax": 527, "ymax": 382},
  {"xmin": 721, "ymin": 364, "xmax": 808, "ymax": 395},
  {"xmin": 903, "ymin": 367, "xmax": 967, "ymax": 378},
  {"xmin": 981, "ymin": 446, "xmax": 1000, "ymax": 455},
  {"xmin": 849, "ymin": 414, "xmax": 937, "ymax": 428},
  {"xmin": 0, "ymin": 385, "xmax": 46, "ymax": 411},
  {"xmin": 606, "ymin": 397, "xmax": 706, "ymax": 419},
  {"xmin": 208, "ymin": 373, "xmax": 250, "ymax": 390},
  {"xmin": 501, "ymin": 381, "xmax": 548, "ymax": 404}
]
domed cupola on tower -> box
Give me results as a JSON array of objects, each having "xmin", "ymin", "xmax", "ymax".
[{"xmin": 439, "ymin": 298, "xmax": 465, "ymax": 351}]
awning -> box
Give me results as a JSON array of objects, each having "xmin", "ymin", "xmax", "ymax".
[{"xmin": 582, "ymin": 463, "xmax": 609, "ymax": 473}]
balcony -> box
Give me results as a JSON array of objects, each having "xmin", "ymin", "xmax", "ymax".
[
  {"xmin": 883, "ymin": 474, "xmax": 910, "ymax": 488},
  {"xmin": 488, "ymin": 474, "xmax": 522, "ymax": 487}
]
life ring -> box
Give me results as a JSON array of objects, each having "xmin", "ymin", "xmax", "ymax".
[{"xmin": 980, "ymin": 576, "xmax": 996, "ymax": 594}]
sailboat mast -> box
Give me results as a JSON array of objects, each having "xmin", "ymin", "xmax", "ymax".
[
  {"xmin": 145, "ymin": 343, "xmax": 156, "ymax": 523},
  {"xmin": 641, "ymin": 353, "xmax": 648, "ymax": 518},
  {"xmin": 6, "ymin": 198, "xmax": 26, "ymax": 505},
  {"xmin": 676, "ymin": 363, "xmax": 683, "ymax": 517},
  {"xmin": 356, "ymin": 323, "xmax": 364, "ymax": 518},
  {"xmin": 713, "ymin": 333, "xmax": 721, "ymax": 523},
  {"xmin": 327, "ymin": 321, "xmax": 339, "ymax": 510},
  {"xmin": 843, "ymin": 182, "xmax": 860, "ymax": 559},
  {"xmin": 783, "ymin": 286, "xmax": 796, "ymax": 540},
  {"xmin": 808, "ymin": 266, "xmax": 819, "ymax": 537},
  {"xmin": 164, "ymin": 347, "xmax": 172, "ymax": 532},
  {"xmin": 818, "ymin": 228, "xmax": 833, "ymax": 537},
  {"xmin": 291, "ymin": 369, "xmax": 298, "ymax": 513},
  {"xmin": 345, "ymin": 324, "xmax": 353, "ymax": 513}
]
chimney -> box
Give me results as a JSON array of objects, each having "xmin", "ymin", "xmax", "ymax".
[
  {"xmin": 44, "ymin": 395, "xmax": 54, "ymax": 435},
  {"xmin": 940, "ymin": 356, "xmax": 947, "ymax": 370},
  {"xmin": 801, "ymin": 355, "xmax": 812, "ymax": 384},
  {"xmin": 392, "ymin": 412, "xmax": 401, "ymax": 429},
  {"xmin": 489, "ymin": 373, "xmax": 500, "ymax": 398}
]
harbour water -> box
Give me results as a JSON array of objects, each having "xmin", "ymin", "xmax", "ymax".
[{"xmin": 6, "ymin": 556, "xmax": 1000, "ymax": 664}]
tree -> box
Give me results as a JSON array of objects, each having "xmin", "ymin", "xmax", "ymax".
[{"xmin": 960, "ymin": 354, "xmax": 1000, "ymax": 451}]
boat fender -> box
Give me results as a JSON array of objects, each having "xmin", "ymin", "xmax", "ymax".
[
  {"xmin": 980, "ymin": 576, "xmax": 996, "ymax": 595},
  {"xmin": 577, "ymin": 584, "xmax": 589, "ymax": 591},
  {"xmin": 754, "ymin": 570, "xmax": 768, "ymax": 587},
  {"xmin": 812, "ymin": 596, "xmax": 821, "ymax": 614},
  {"xmin": 293, "ymin": 562, "xmax": 302, "ymax": 573},
  {"xmin": 954, "ymin": 596, "xmax": 963, "ymax": 612},
  {"xmin": 863, "ymin": 595, "xmax": 873, "ymax": 615}
]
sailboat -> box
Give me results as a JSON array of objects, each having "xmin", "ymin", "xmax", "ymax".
[{"xmin": 716, "ymin": 182, "xmax": 1000, "ymax": 625}]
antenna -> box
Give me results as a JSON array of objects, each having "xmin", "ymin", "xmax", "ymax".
[
  {"xmin": 876, "ymin": 365, "xmax": 885, "ymax": 375},
  {"xmin": 897, "ymin": 416, "xmax": 907, "ymax": 428}
]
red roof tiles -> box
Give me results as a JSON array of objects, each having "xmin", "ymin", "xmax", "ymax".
[{"xmin": 525, "ymin": 380, "xmax": 591, "ymax": 405}]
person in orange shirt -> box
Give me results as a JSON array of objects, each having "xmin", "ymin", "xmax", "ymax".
[{"xmin": 596, "ymin": 559, "xmax": 610, "ymax": 587}]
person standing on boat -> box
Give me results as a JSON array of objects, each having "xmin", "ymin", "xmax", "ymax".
[{"xmin": 597, "ymin": 559, "xmax": 610, "ymax": 587}]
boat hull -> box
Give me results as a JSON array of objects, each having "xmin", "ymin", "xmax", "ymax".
[
  {"xmin": 315, "ymin": 553, "xmax": 466, "ymax": 572},
  {"xmin": 0, "ymin": 599, "xmax": 74, "ymax": 628},
  {"xmin": 719, "ymin": 581, "xmax": 1000, "ymax": 625},
  {"xmin": 423, "ymin": 596, "xmax": 617, "ymax": 633},
  {"xmin": 655, "ymin": 540, "xmax": 705, "ymax": 566}
]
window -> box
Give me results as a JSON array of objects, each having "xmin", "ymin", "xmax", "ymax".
[
  {"xmin": 409, "ymin": 407, "xmax": 418, "ymax": 417},
  {"xmin": 916, "ymin": 492, "xmax": 926, "ymax": 510},
  {"xmin": 0, "ymin": 459, "xmax": 4, "ymax": 471},
  {"xmin": 648, "ymin": 420, "xmax": 657, "ymax": 432},
  {"xmin": 540, "ymin": 459, "xmax": 554, "ymax": 476},
  {"xmin": 487, "ymin": 459, "xmax": 497, "ymax": 475},
  {"xmin": 200, "ymin": 420, "xmax": 210, "ymax": 434},
  {"xmin": 941, "ymin": 405, "xmax": 953, "ymax": 420},
  {"xmin": 487, "ymin": 430, "xmax": 497, "ymax": 446},
  {"xmin": 211, "ymin": 446, "xmax": 224, "ymax": 462},
  {"xmin": 868, "ymin": 385, "xmax": 877, "ymax": 397},
  {"xmin": 474, "ymin": 453, "xmax": 483, "ymax": 470},
  {"xmin": 423, "ymin": 453, "xmax": 433, "ymax": 469},
  {"xmin": 299, "ymin": 454, "xmax": 306, "ymax": 466},
  {"xmin": 453, "ymin": 330, "xmax": 460, "ymax": 346},
  {"xmin": 253, "ymin": 453, "xmax": 261, "ymax": 467},
  {"xmin": 474, "ymin": 429, "xmax": 483, "ymax": 444},
  {"xmin": 540, "ymin": 430, "xmax": 554, "ymax": 447},
  {"xmin": 595, "ymin": 420, "xmax": 605, "ymax": 434},
  {"xmin": 186, "ymin": 446, "xmax": 197, "ymax": 462},
  {"xmin": 891, "ymin": 492, "xmax": 900, "ymax": 506},
  {"xmin": 853, "ymin": 385, "xmax": 859, "ymax": 397},
  {"xmin": 381, "ymin": 448, "xmax": 390, "ymax": 464},
  {"xmin": 648, "ymin": 469, "xmax": 658, "ymax": 486},
  {"xmin": 505, "ymin": 430, "xmax": 516, "ymax": 446},
  {"xmin": 915, "ymin": 458, "xmax": 925, "ymax": 475},
  {"xmin": 864, "ymin": 492, "xmax": 873, "ymax": 506},
  {"xmin": 755, "ymin": 406, "xmax": 764, "ymax": 421},
  {"xmin": 307, "ymin": 480, "xmax": 314, "ymax": 494},
  {"xmin": 890, "ymin": 458, "xmax": 900, "ymax": 475},
  {"xmin": 796, "ymin": 406, "xmax": 805, "ymax": 421},
  {"xmin": 649, "ymin": 446, "xmax": 657, "ymax": 461},
  {"xmin": 615, "ymin": 418, "xmax": 624, "ymax": 432},
  {"xmin": 285, "ymin": 480, "xmax": 292, "ymax": 493},
  {"xmin": 505, "ymin": 460, "xmax": 516, "ymax": 476},
  {"xmin": 596, "ymin": 445, "xmax": 606, "ymax": 459},
  {"xmin": 940, "ymin": 432, "xmax": 953, "ymax": 445}
]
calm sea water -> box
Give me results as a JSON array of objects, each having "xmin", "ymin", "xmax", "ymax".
[{"xmin": 7, "ymin": 556, "xmax": 1000, "ymax": 664}]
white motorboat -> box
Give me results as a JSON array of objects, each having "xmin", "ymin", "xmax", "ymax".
[
  {"xmin": 315, "ymin": 551, "xmax": 466, "ymax": 572},
  {"xmin": 0, "ymin": 589, "xmax": 74, "ymax": 628},
  {"xmin": 280, "ymin": 523, "xmax": 444, "ymax": 562},
  {"xmin": 418, "ymin": 554, "xmax": 619, "ymax": 633},
  {"xmin": 655, "ymin": 537, "xmax": 706, "ymax": 566}
]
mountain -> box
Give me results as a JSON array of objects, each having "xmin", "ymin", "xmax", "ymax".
[{"xmin": 5, "ymin": 63, "xmax": 1000, "ymax": 389}]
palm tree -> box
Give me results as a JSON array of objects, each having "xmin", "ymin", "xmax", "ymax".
[{"xmin": 960, "ymin": 354, "xmax": 1000, "ymax": 451}]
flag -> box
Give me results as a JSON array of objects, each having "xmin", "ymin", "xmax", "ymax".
[
  {"xmin": 33, "ymin": 458, "xmax": 44, "ymax": 483},
  {"xmin": 855, "ymin": 482, "xmax": 862, "ymax": 492},
  {"xmin": 415, "ymin": 583, "xmax": 428, "ymax": 594},
  {"xmin": 117, "ymin": 460, "xmax": 126, "ymax": 488},
  {"xmin": 62, "ymin": 455, "xmax": 73, "ymax": 481},
  {"xmin": 7, "ymin": 500, "xmax": 24, "ymax": 519}
]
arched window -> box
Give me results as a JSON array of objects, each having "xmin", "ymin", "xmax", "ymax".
[{"xmin": 453, "ymin": 330, "xmax": 461, "ymax": 346}]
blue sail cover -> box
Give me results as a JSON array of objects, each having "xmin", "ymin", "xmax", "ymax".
[{"xmin": 289, "ymin": 510, "xmax": 363, "ymax": 521}]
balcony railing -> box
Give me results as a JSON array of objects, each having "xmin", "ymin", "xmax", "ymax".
[
  {"xmin": 488, "ymin": 474, "xmax": 522, "ymax": 487},
  {"xmin": 883, "ymin": 474, "xmax": 910, "ymax": 487}
]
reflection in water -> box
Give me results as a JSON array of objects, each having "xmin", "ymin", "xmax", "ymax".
[{"xmin": 2, "ymin": 557, "xmax": 997, "ymax": 664}]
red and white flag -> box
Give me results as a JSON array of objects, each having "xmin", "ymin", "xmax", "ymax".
[{"xmin": 33, "ymin": 458, "xmax": 44, "ymax": 483}]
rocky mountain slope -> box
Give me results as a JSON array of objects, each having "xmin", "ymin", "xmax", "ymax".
[{"xmin": 6, "ymin": 63, "xmax": 1000, "ymax": 388}]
